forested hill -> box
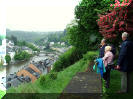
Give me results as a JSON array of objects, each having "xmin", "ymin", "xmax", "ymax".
[
  {"xmin": 34, "ymin": 29, "xmax": 68, "ymax": 46},
  {"xmin": 6, "ymin": 29, "xmax": 64, "ymax": 43}
]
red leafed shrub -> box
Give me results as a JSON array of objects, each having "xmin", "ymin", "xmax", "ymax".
[{"xmin": 97, "ymin": 0, "xmax": 133, "ymax": 40}]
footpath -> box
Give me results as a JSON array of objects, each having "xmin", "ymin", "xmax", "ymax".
[{"xmin": 60, "ymin": 71, "xmax": 102, "ymax": 99}]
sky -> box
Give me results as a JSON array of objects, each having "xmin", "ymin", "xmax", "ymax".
[{"xmin": 2, "ymin": 0, "xmax": 81, "ymax": 32}]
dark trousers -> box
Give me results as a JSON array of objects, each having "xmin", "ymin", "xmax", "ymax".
[{"xmin": 103, "ymin": 67, "xmax": 111, "ymax": 88}]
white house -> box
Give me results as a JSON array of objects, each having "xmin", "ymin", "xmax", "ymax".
[
  {"xmin": 61, "ymin": 42, "xmax": 65, "ymax": 46},
  {"xmin": 8, "ymin": 52, "xmax": 15, "ymax": 60},
  {"xmin": 6, "ymin": 39, "xmax": 14, "ymax": 48},
  {"xmin": 49, "ymin": 42, "xmax": 55, "ymax": 46},
  {"xmin": 24, "ymin": 50, "xmax": 33, "ymax": 54},
  {"xmin": 57, "ymin": 42, "xmax": 60, "ymax": 45}
]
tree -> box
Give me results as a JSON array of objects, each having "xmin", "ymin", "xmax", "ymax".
[
  {"xmin": 11, "ymin": 35, "xmax": 17, "ymax": 45},
  {"xmin": 66, "ymin": 0, "xmax": 114, "ymax": 53},
  {"xmin": 14, "ymin": 51, "xmax": 31, "ymax": 61},
  {"xmin": 5, "ymin": 55, "xmax": 11, "ymax": 64},
  {"xmin": 44, "ymin": 42, "xmax": 50, "ymax": 49}
]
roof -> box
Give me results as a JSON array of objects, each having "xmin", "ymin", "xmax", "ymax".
[{"xmin": 25, "ymin": 67, "xmax": 40, "ymax": 78}]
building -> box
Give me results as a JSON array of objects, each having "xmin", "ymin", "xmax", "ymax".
[
  {"xmin": 61, "ymin": 42, "xmax": 65, "ymax": 46},
  {"xmin": 49, "ymin": 42, "xmax": 55, "ymax": 46},
  {"xmin": 17, "ymin": 68, "xmax": 38, "ymax": 82}
]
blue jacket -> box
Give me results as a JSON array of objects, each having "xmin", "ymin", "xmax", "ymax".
[
  {"xmin": 117, "ymin": 39, "xmax": 133, "ymax": 72},
  {"xmin": 93, "ymin": 58, "xmax": 106, "ymax": 77}
]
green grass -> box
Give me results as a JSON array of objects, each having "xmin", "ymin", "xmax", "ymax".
[
  {"xmin": 102, "ymin": 70, "xmax": 133, "ymax": 99},
  {"xmin": 0, "ymin": 90, "xmax": 6, "ymax": 99}
]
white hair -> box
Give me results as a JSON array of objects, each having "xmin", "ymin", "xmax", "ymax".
[
  {"xmin": 105, "ymin": 46, "xmax": 112, "ymax": 52},
  {"xmin": 122, "ymin": 32, "xmax": 129, "ymax": 38}
]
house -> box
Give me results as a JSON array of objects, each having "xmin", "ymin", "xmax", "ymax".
[
  {"xmin": 8, "ymin": 52, "xmax": 15, "ymax": 60},
  {"xmin": 61, "ymin": 42, "xmax": 65, "ymax": 46},
  {"xmin": 17, "ymin": 68, "xmax": 38, "ymax": 82},
  {"xmin": 6, "ymin": 39, "xmax": 14, "ymax": 48},
  {"xmin": 49, "ymin": 42, "xmax": 55, "ymax": 46},
  {"xmin": 21, "ymin": 46, "xmax": 33, "ymax": 54},
  {"xmin": 6, "ymin": 74, "xmax": 31, "ymax": 89},
  {"xmin": 28, "ymin": 64, "xmax": 41, "ymax": 74},
  {"xmin": 57, "ymin": 42, "xmax": 60, "ymax": 45},
  {"xmin": 24, "ymin": 50, "xmax": 33, "ymax": 54}
]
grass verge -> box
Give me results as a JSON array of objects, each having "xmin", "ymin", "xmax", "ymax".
[{"xmin": 102, "ymin": 70, "xmax": 133, "ymax": 99}]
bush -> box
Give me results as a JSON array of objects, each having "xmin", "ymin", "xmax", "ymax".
[
  {"xmin": 53, "ymin": 47, "xmax": 83, "ymax": 72},
  {"xmin": 5, "ymin": 55, "xmax": 11, "ymax": 64},
  {"xmin": 83, "ymin": 51, "xmax": 98, "ymax": 61},
  {"xmin": 14, "ymin": 51, "xmax": 31, "ymax": 61},
  {"xmin": 39, "ymin": 75, "xmax": 46, "ymax": 86},
  {"xmin": 49, "ymin": 72, "xmax": 58, "ymax": 80}
]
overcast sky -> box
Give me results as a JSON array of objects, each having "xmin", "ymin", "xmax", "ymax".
[{"xmin": 3, "ymin": 0, "xmax": 80, "ymax": 32}]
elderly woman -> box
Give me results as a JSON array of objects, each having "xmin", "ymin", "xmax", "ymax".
[{"xmin": 102, "ymin": 46, "xmax": 114, "ymax": 88}]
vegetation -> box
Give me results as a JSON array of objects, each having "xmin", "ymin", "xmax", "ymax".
[
  {"xmin": 10, "ymin": 35, "xmax": 18, "ymax": 45},
  {"xmin": 14, "ymin": 51, "xmax": 31, "ymax": 61},
  {"xmin": 35, "ymin": 29, "xmax": 69, "ymax": 46},
  {"xmin": 102, "ymin": 70, "xmax": 133, "ymax": 99},
  {"xmin": 52, "ymin": 47, "xmax": 83, "ymax": 72},
  {"xmin": 97, "ymin": 0, "xmax": 133, "ymax": 46},
  {"xmin": 66, "ymin": 0, "xmax": 116, "ymax": 53},
  {"xmin": 26, "ymin": 43, "xmax": 40, "ymax": 51},
  {"xmin": 0, "ymin": 90, "xmax": 6, "ymax": 99},
  {"xmin": 5, "ymin": 55, "xmax": 11, "ymax": 64},
  {"xmin": 17, "ymin": 41, "xmax": 40, "ymax": 52},
  {"xmin": 6, "ymin": 29, "xmax": 45, "ymax": 43}
]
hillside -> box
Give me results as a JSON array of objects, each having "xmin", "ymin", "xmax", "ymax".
[{"xmin": 6, "ymin": 29, "xmax": 64, "ymax": 43}]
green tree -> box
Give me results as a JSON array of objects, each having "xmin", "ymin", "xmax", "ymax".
[
  {"xmin": 66, "ymin": 0, "xmax": 116, "ymax": 53},
  {"xmin": 11, "ymin": 35, "xmax": 17, "ymax": 45},
  {"xmin": 14, "ymin": 51, "xmax": 31, "ymax": 61},
  {"xmin": 5, "ymin": 55, "xmax": 11, "ymax": 64}
]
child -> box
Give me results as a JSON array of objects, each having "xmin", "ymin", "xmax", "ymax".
[{"xmin": 102, "ymin": 46, "xmax": 114, "ymax": 88}]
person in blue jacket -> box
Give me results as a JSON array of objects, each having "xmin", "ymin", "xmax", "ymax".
[{"xmin": 117, "ymin": 32, "xmax": 133, "ymax": 93}]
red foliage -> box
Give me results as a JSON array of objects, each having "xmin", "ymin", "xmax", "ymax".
[{"xmin": 97, "ymin": 0, "xmax": 133, "ymax": 39}]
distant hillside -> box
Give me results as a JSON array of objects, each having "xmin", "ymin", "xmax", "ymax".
[
  {"xmin": 6, "ymin": 29, "xmax": 63, "ymax": 43},
  {"xmin": 34, "ymin": 29, "xmax": 69, "ymax": 46}
]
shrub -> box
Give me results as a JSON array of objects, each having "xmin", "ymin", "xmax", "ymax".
[
  {"xmin": 5, "ymin": 55, "xmax": 11, "ymax": 64},
  {"xmin": 83, "ymin": 51, "xmax": 98, "ymax": 61},
  {"xmin": 49, "ymin": 72, "xmax": 58, "ymax": 80},
  {"xmin": 39, "ymin": 75, "xmax": 46, "ymax": 86},
  {"xmin": 53, "ymin": 47, "xmax": 83, "ymax": 72}
]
